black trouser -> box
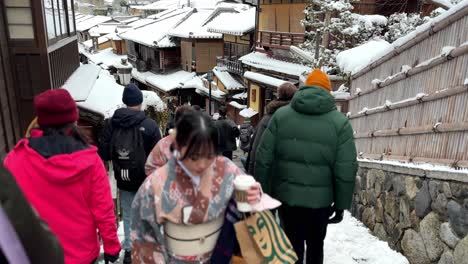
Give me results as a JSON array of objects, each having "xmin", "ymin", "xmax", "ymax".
[
  {"xmin": 280, "ymin": 205, "xmax": 330, "ymax": 264},
  {"xmin": 222, "ymin": 151, "xmax": 233, "ymax": 160}
]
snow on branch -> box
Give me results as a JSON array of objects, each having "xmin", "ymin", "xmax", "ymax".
[{"xmin": 427, "ymin": 0, "xmax": 453, "ymax": 10}]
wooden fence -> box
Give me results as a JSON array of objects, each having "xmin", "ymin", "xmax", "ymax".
[{"xmin": 348, "ymin": 4, "xmax": 468, "ymax": 168}]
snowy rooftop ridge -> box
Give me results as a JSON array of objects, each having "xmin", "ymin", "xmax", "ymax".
[
  {"xmin": 240, "ymin": 52, "xmax": 311, "ymax": 77},
  {"xmin": 131, "ymin": 69, "xmax": 197, "ymax": 93},
  {"xmin": 239, "ymin": 108, "xmax": 258, "ymax": 118},
  {"xmin": 130, "ymin": 0, "xmax": 179, "ymax": 10},
  {"xmin": 351, "ymin": 0, "xmax": 468, "ymax": 77},
  {"xmin": 77, "ymin": 16, "xmax": 113, "ymax": 32},
  {"xmin": 213, "ymin": 67, "xmax": 244, "ymax": 90},
  {"xmin": 168, "ymin": 8, "xmax": 222, "ymax": 39},
  {"xmin": 119, "ymin": 10, "xmax": 191, "ymax": 47},
  {"xmin": 244, "ymin": 71, "xmax": 292, "ymax": 88},
  {"xmin": 79, "ymin": 47, "xmax": 127, "ymax": 70},
  {"xmin": 207, "ymin": 7, "xmax": 255, "ymax": 36}
]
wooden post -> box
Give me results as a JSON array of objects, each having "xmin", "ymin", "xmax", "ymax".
[{"xmin": 318, "ymin": 11, "xmax": 332, "ymax": 67}]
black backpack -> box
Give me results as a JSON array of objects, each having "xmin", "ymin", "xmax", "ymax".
[{"xmin": 110, "ymin": 124, "xmax": 147, "ymax": 191}]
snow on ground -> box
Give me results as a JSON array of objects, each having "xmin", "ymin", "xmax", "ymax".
[
  {"xmin": 358, "ymin": 158, "xmax": 468, "ymax": 174},
  {"xmin": 324, "ymin": 211, "xmax": 408, "ymax": 264}
]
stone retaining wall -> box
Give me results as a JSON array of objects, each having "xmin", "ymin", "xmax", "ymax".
[{"xmin": 351, "ymin": 161, "xmax": 468, "ymax": 264}]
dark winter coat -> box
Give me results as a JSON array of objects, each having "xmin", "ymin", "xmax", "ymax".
[
  {"xmin": 255, "ymin": 86, "xmax": 358, "ymax": 210},
  {"xmin": 239, "ymin": 122, "xmax": 255, "ymax": 152},
  {"xmin": 0, "ymin": 165, "xmax": 64, "ymax": 264},
  {"xmin": 246, "ymin": 100, "xmax": 290, "ymax": 175},
  {"xmin": 215, "ymin": 116, "xmax": 240, "ymax": 152},
  {"xmin": 99, "ymin": 107, "xmax": 161, "ymax": 191}
]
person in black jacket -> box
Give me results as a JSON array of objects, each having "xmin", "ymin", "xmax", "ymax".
[
  {"xmin": 246, "ymin": 83, "xmax": 297, "ymax": 176},
  {"xmin": 0, "ymin": 165, "xmax": 64, "ymax": 264},
  {"xmin": 98, "ymin": 83, "xmax": 161, "ymax": 264},
  {"xmin": 215, "ymin": 106, "xmax": 240, "ymax": 160}
]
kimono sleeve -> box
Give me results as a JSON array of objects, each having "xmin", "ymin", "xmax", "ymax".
[
  {"xmin": 131, "ymin": 178, "xmax": 167, "ymax": 263},
  {"xmin": 145, "ymin": 141, "xmax": 168, "ymax": 176}
]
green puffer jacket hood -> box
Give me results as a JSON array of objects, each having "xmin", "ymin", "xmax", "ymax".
[
  {"xmin": 254, "ymin": 85, "xmax": 357, "ymax": 210},
  {"xmin": 291, "ymin": 86, "xmax": 336, "ymax": 115}
]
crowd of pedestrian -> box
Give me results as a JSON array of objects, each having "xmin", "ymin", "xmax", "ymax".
[{"xmin": 1, "ymin": 68, "xmax": 357, "ymax": 264}]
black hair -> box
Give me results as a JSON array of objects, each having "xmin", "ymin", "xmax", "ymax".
[
  {"xmin": 175, "ymin": 111, "xmax": 219, "ymax": 160},
  {"xmin": 174, "ymin": 105, "xmax": 195, "ymax": 124},
  {"xmin": 40, "ymin": 123, "xmax": 89, "ymax": 145},
  {"xmin": 218, "ymin": 106, "xmax": 227, "ymax": 117}
]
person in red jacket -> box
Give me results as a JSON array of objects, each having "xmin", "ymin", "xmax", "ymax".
[{"xmin": 3, "ymin": 89, "xmax": 121, "ymax": 264}]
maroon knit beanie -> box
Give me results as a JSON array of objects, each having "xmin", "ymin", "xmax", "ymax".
[{"xmin": 34, "ymin": 88, "xmax": 79, "ymax": 126}]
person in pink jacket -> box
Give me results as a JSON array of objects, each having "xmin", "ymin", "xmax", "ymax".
[{"xmin": 4, "ymin": 89, "xmax": 121, "ymax": 264}]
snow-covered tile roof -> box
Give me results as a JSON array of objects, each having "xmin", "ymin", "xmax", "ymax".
[
  {"xmin": 229, "ymin": 101, "xmax": 246, "ymax": 109},
  {"xmin": 168, "ymin": 9, "xmax": 222, "ymax": 39},
  {"xmin": 121, "ymin": 17, "xmax": 140, "ymax": 24},
  {"xmin": 126, "ymin": 18, "xmax": 155, "ymax": 28},
  {"xmin": 132, "ymin": 69, "xmax": 197, "ymax": 92},
  {"xmin": 76, "ymin": 72, "xmax": 124, "ymax": 118},
  {"xmin": 76, "ymin": 15, "xmax": 94, "ymax": 23},
  {"xmin": 119, "ymin": 11, "xmax": 190, "ymax": 47},
  {"xmin": 232, "ymin": 92, "xmax": 247, "ymax": 99},
  {"xmin": 189, "ymin": 0, "xmax": 220, "ymax": 8},
  {"xmin": 207, "ymin": 7, "xmax": 255, "ymax": 36},
  {"xmin": 82, "ymin": 35, "xmax": 112, "ymax": 49},
  {"xmin": 213, "ymin": 67, "xmax": 244, "ymax": 90},
  {"xmin": 77, "ymin": 16, "xmax": 113, "ymax": 32},
  {"xmin": 65, "ymin": 65, "xmax": 165, "ymax": 118},
  {"xmin": 130, "ymin": 0, "xmax": 179, "ymax": 10},
  {"xmin": 239, "ymin": 108, "xmax": 257, "ymax": 118},
  {"xmin": 90, "ymin": 23, "xmax": 120, "ymax": 35},
  {"xmin": 188, "ymin": 75, "xmax": 225, "ymax": 99},
  {"xmin": 244, "ymin": 71, "xmax": 292, "ymax": 88},
  {"xmin": 80, "ymin": 47, "xmax": 127, "ymax": 70},
  {"xmin": 63, "ymin": 64, "xmax": 101, "ymax": 101},
  {"xmin": 240, "ymin": 52, "xmax": 311, "ymax": 77}
]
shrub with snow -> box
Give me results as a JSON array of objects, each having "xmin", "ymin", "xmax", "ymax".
[
  {"xmin": 384, "ymin": 13, "xmax": 430, "ymax": 43},
  {"xmin": 301, "ymin": 0, "xmax": 388, "ymax": 74}
]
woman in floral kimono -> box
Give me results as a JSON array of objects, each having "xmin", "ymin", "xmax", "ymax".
[{"xmin": 131, "ymin": 111, "xmax": 261, "ymax": 263}]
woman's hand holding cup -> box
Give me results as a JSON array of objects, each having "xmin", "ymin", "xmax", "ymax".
[
  {"xmin": 246, "ymin": 182, "xmax": 261, "ymax": 205},
  {"xmin": 234, "ymin": 175, "xmax": 262, "ymax": 212}
]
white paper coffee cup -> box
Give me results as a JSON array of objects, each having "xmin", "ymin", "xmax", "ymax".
[{"xmin": 233, "ymin": 175, "xmax": 256, "ymax": 212}]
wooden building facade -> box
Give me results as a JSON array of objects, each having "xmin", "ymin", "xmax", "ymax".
[
  {"xmin": 0, "ymin": 0, "xmax": 80, "ymax": 158},
  {"xmin": 180, "ymin": 39, "xmax": 224, "ymax": 73}
]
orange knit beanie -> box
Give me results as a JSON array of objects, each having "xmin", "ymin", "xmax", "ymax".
[{"xmin": 304, "ymin": 69, "xmax": 332, "ymax": 92}]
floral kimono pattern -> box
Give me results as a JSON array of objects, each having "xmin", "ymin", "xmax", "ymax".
[
  {"xmin": 145, "ymin": 135, "xmax": 174, "ymax": 176},
  {"xmin": 131, "ymin": 156, "xmax": 242, "ymax": 263}
]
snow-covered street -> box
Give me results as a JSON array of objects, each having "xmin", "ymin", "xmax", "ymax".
[
  {"xmin": 96, "ymin": 211, "xmax": 408, "ymax": 264},
  {"xmin": 324, "ymin": 212, "xmax": 408, "ymax": 264}
]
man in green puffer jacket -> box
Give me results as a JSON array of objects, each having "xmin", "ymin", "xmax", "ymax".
[{"xmin": 255, "ymin": 69, "xmax": 357, "ymax": 264}]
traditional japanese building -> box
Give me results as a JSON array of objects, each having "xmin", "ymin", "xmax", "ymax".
[{"xmin": 0, "ymin": 0, "xmax": 80, "ymax": 158}]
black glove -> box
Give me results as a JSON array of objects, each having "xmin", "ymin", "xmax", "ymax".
[
  {"xmin": 328, "ymin": 208, "xmax": 344, "ymax": 224},
  {"xmin": 104, "ymin": 253, "xmax": 120, "ymax": 263}
]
